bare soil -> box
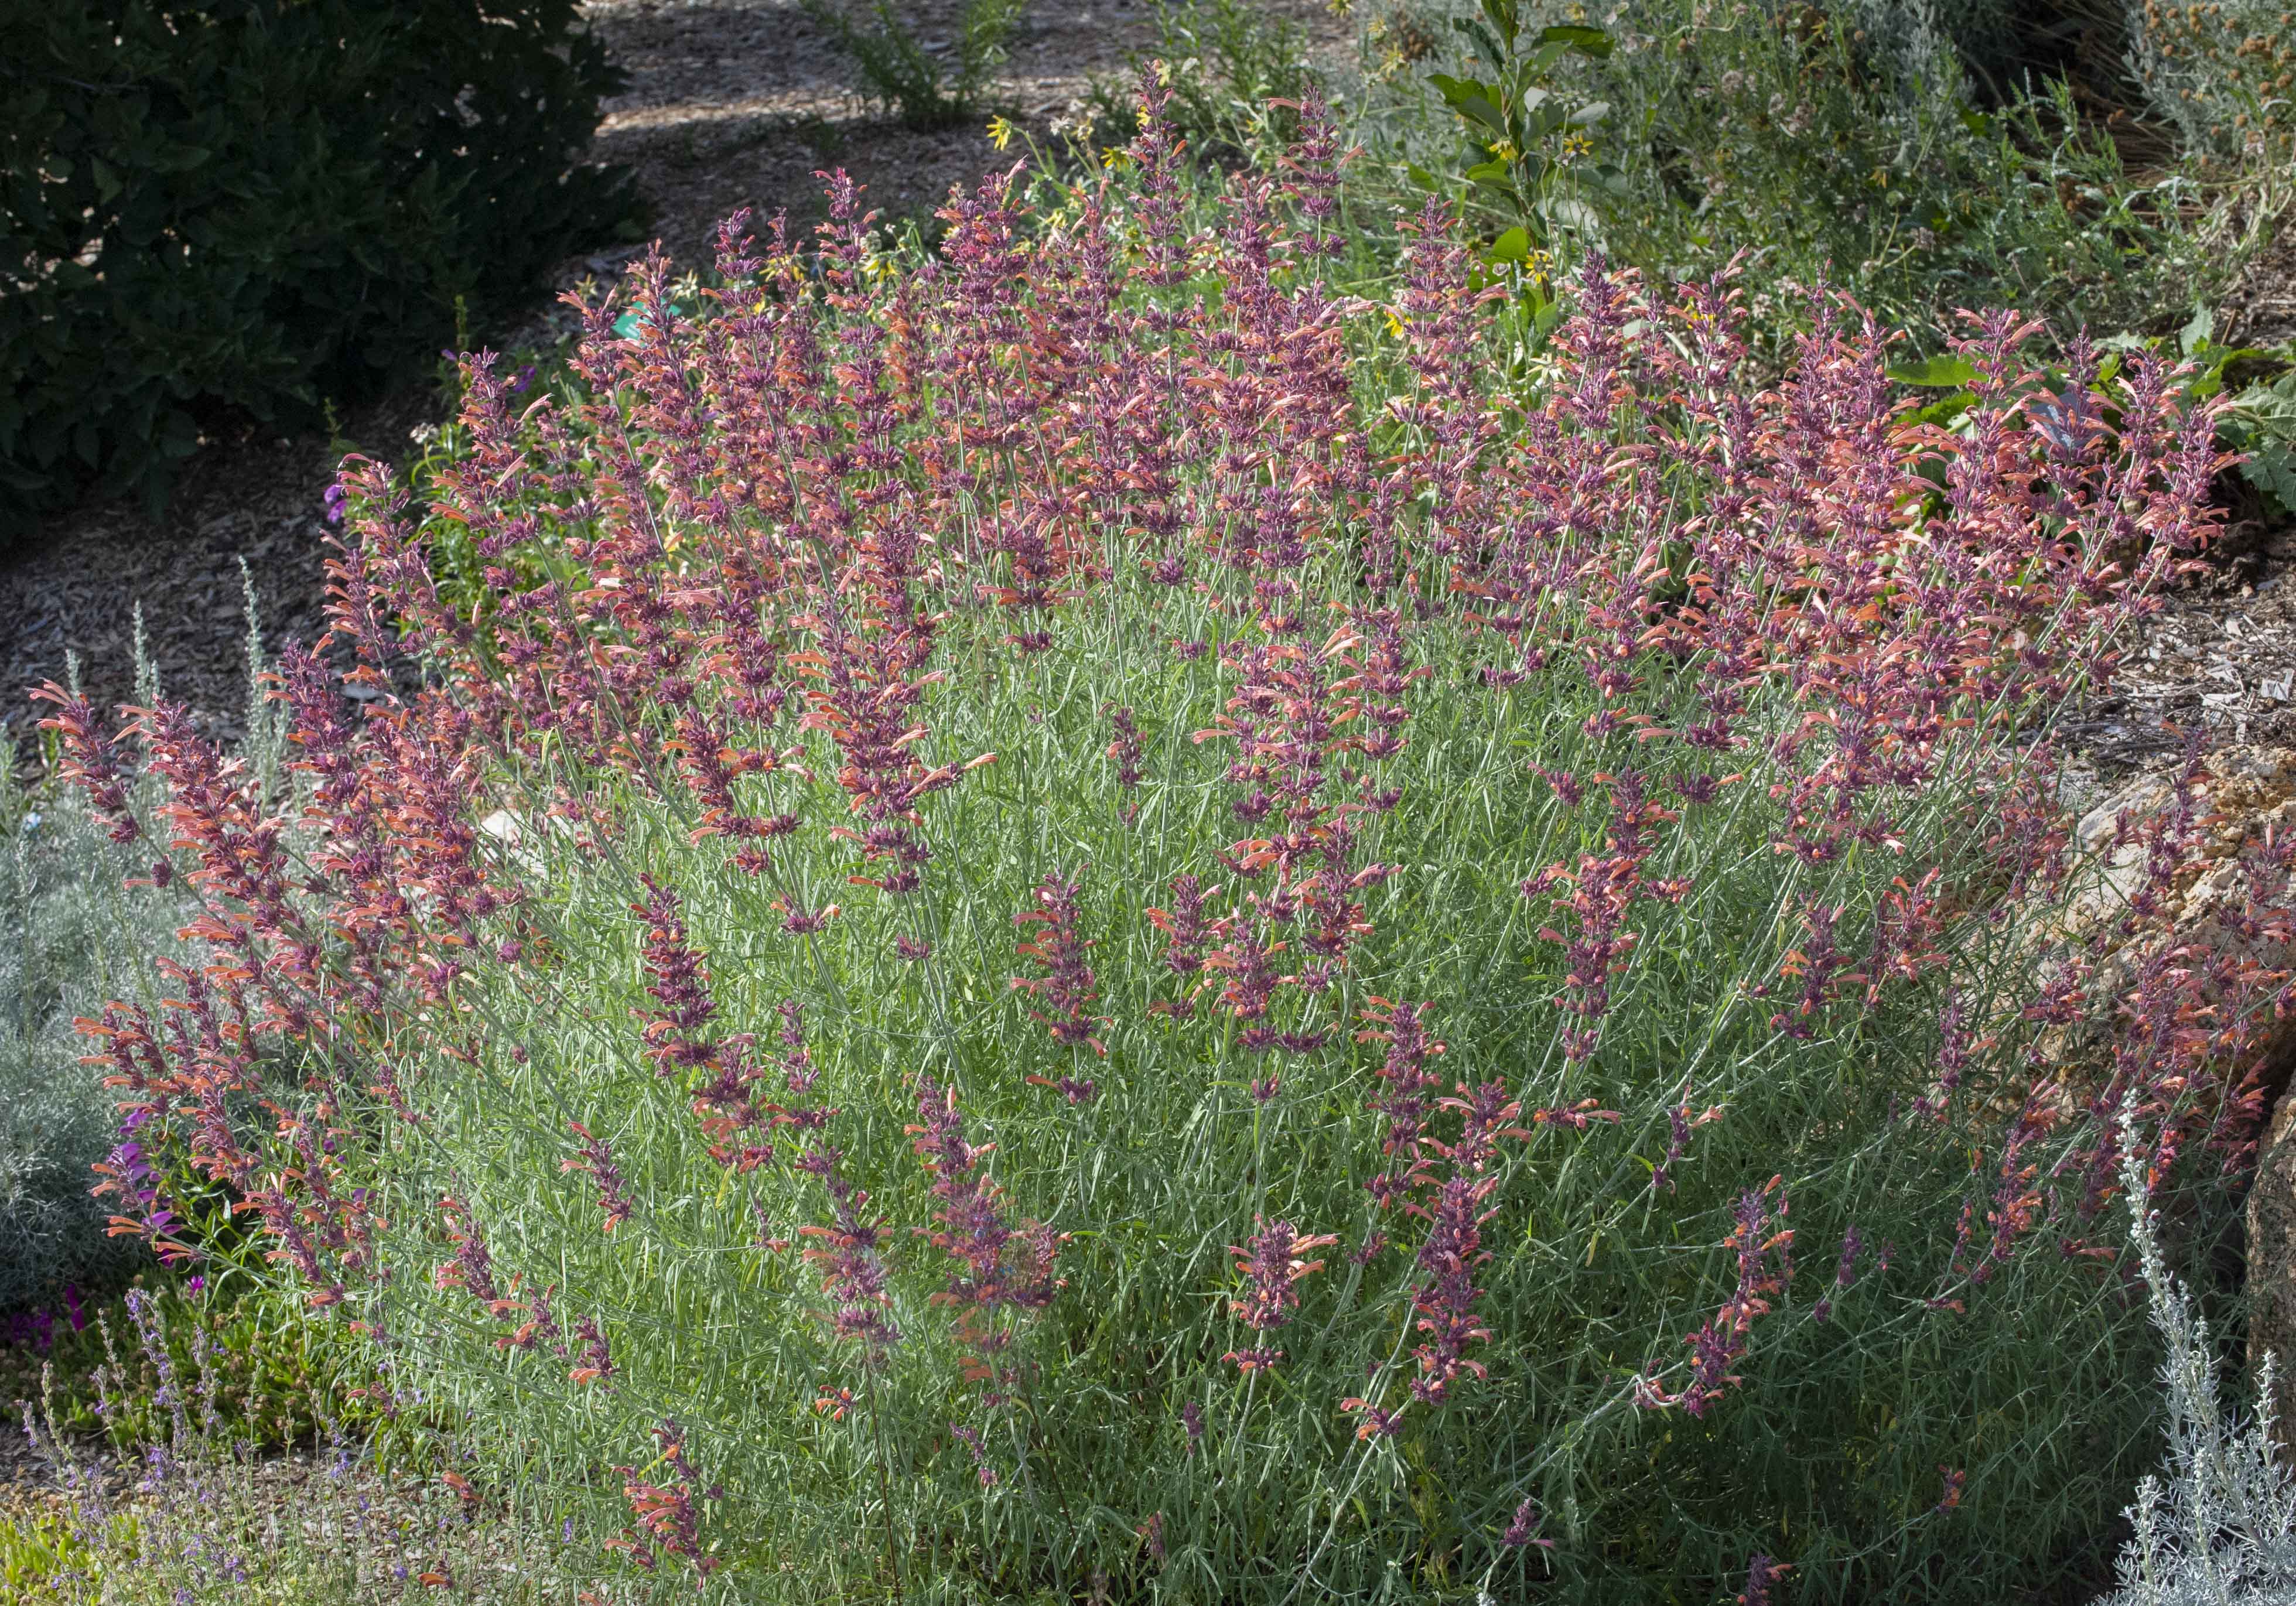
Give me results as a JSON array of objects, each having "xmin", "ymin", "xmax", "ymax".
[{"xmin": 2062, "ymin": 506, "xmax": 2296, "ymax": 780}]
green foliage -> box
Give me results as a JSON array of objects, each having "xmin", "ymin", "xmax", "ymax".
[
  {"xmin": 2097, "ymin": 1115, "xmax": 2296, "ymax": 1605},
  {"xmin": 2083, "ymin": 307, "xmax": 2296, "ymax": 520},
  {"xmin": 1355, "ymin": 0, "xmax": 2236, "ymax": 359},
  {"xmin": 1417, "ymin": 3, "xmax": 1620, "ymax": 272},
  {"xmin": 1078, "ymin": 0, "xmax": 1322, "ymax": 165},
  {"xmin": 0, "ymin": 1496, "xmax": 107, "ymax": 1606},
  {"xmin": 801, "ymin": 0, "xmax": 1026, "ymax": 131},
  {"xmin": 1149, "ymin": 0, "xmax": 1321, "ymax": 156},
  {"xmin": 2227, "ymin": 371, "xmax": 2296, "ymax": 520},
  {"xmin": 0, "ymin": 0, "xmax": 639, "ymax": 541},
  {"xmin": 1603, "ymin": 8, "xmax": 2222, "ymax": 348},
  {"xmin": 2126, "ymin": 0, "xmax": 2296, "ymax": 172},
  {"xmin": 1, "ymin": 575, "xmax": 292, "ymax": 1318},
  {"xmin": 0, "ymin": 1277, "xmax": 364, "ymax": 1450},
  {"xmin": 6, "ymin": 1286, "xmax": 584, "ymax": 1604}
]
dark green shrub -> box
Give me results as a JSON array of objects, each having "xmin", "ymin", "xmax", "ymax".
[{"xmin": 0, "ymin": 0, "xmax": 640, "ymax": 540}]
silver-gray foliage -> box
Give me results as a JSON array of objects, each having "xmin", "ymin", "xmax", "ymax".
[
  {"xmin": 0, "ymin": 736, "xmax": 166, "ymax": 1311},
  {"xmin": 2125, "ymin": 0, "xmax": 2285, "ymax": 162},
  {"xmin": 0, "ymin": 601, "xmax": 279, "ymax": 1314},
  {"xmin": 2098, "ymin": 1119, "xmax": 2296, "ymax": 1605}
]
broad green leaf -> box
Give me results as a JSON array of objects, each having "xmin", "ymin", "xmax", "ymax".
[
  {"xmin": 1429, "ymin": 73, "xmax": 1508, "ymax": 136},
  {"xmin": 2179, "ymin": 304, "xmax": 2215, "ymax": 356},
  {"xmin": 1908, "ymin": 390, "xmax": 1976, "ymax": 429},
  {"xmin": 2190, "ymin": 347, "xmax": 2270, "ymax": 400},
  {"xmin": 1458, "ymin": 95, "xmax": 1509, "ymax": 134},
  {"xmin": 1535, "ymin": 22, "xmax": 1612, "ymax": 56},
  {"xmin": 148, "ymin": 144, "xmax": 212, "ymax": 173},
  {"xmin": 1886, "ymin": 354, "xmax": 1980, "ymax": 388},
  {"xmin": 1428, "ymin": 73, "xmax": 1496, "ymax": 111},
  {"xmin": 1529, "ymin": 39, "xmax": 1573, "ymax": 73},
  {"xmin": 1487, "ymin": 225, "xmax": 1532, "ymax": 264},
  {"xmin": 1449, "ymin": 15, "xmax": 1506, "ymax": 73}
]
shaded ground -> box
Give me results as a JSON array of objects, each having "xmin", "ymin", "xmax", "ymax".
[
  {"xmin": 2224, "ymin": 212, "xmax": 2296, "ymax": 349},
  {"xmin": 586, "ymin": 0, "xmax": 1166, "ymax": 265}
]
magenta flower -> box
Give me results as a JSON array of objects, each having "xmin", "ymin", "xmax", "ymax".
[
  {"xmin": 1012, "ymin": 869, "xmax": 1107, "ymax": 1057},
  {"xmin": 1499, "ymin": 1498, "xmax": 1553, "ymax": 1550},
  {"xmin": 1221, "ymin": 1217, "xmax": 1337, "ymax": 1372},
  {"xmin": 563, "ymin": 1122, "xmax": 636, "ymax": 1232}
]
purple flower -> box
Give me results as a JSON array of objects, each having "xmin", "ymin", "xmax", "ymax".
[
  {"xmin": 911, "ymin": 1077, "xmax": 1062, "ymax": 1318},
  {"xmin": 1222, "ymin": 1218, "xmax": 1337, "ymax": 1372},
  {"xmin": 950, "ymin": 1422, "xmax": 997, "ymax": 1486},
  {"xmin": 1664, "ymin": 1188, "xmax": 1790, "ymax": 1419},
  {"xmin": 1500, "ymin": 1498, "xmax": 1553, "ymax": 1550},
  {"xmin": 322, "ymin": 483, "xmax": 348, "ymax": 527},
  {"xmin": 1012, "ymin": 870, "xmax": 1106, "ymax": 1056},
  {"xmin": 1812, "ymin": 1226, "xmax": 1862, "ymax": 1323},
  {"xmin": 563, "ymin": 1122, "xmax": 636, "ymax": 1232},
  {"xmin": 1105, "ymin": 705, "xmax": 1144, "ymax": 790}
]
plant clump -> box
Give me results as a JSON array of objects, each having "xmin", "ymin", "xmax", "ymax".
[{"xmin": 36, "ymin": 77, "xmax": 2289, "ymax": 1604}]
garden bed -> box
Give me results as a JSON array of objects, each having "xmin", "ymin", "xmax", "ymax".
[{"xmin": 9, "ymin": 4, "xmax": 2296, "ymax": 1603}]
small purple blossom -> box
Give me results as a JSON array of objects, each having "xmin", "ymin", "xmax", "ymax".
[
  {"xmin": 1500, "ymin": 1497, "xmax": 1553, "ymax": 1550},
  {"xmin": 1812, "ymin": 1225, "xmax": 1862, "ymax": 1323},
  {"xmin": 1222, "ymin": 1217, "xmax": 1337, "ymax": 1372}
]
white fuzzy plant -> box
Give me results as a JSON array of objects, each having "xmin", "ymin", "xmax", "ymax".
[
  {"xmin": 2099, "ymin": 1110, "xmax": 2296, "ymax": 1605},
  {"xmin": 2124, "ymin": 0, "xmax": 2289, "ymax": 165}
]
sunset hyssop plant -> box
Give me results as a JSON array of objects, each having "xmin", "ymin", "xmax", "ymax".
[{"xmin": 39, "ymin": 81, "xmax": 2291, "ymax": 1604}]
